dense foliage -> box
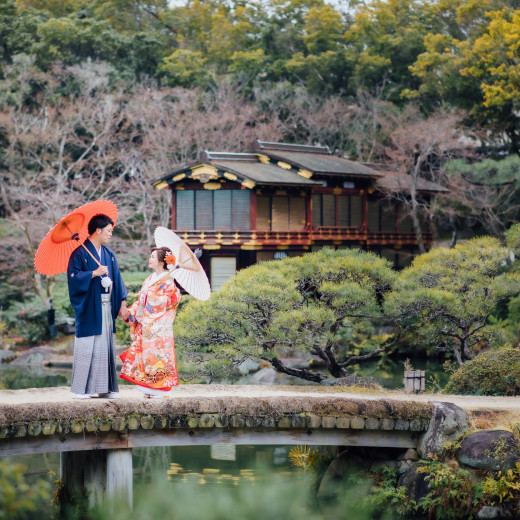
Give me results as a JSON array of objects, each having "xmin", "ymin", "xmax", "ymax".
[
  {"xmin": 175, "ymin": 248, "xmax": 397, "ymax": 382},
  {"xmin": 2, "ymin": 0, "xmax": 520, "ymax": 346},
  {"xmin": 0, "ymin": 461, "xmax": 50, "ymax": 519},
  {"xmin": 174, "ymin": 235, "xmax": 520, "ymax": 383},
  {"xmin": 3, "ymin": 0, "xmax": 520, "ymax": 143},
  {"xmin": 386, "ymin": 237, "xmax": 520, "ymax": 366},
  {"xmin": 444, "ymin": 349, "xmax": 520, "ymax": 395}
]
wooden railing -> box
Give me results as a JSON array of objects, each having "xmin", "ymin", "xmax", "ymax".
[{"xmin": 174, "ymin": 228, "xmax": 433, "ymax": 248}]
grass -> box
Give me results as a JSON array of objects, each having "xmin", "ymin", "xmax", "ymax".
[{"xmin": 121, "ymin": 270, "xmax": 150, "ymax": 285}]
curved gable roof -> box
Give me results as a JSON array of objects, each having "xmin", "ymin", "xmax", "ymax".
[{"xmin": 152, "ymin": 151, "xmax": 322, "ymax": 190}]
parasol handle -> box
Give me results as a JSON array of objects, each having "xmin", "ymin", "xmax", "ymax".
[
  {"xmin": 64, "ymin": 223, "xmax": 107, "ymax": 278},
  {"xmin": 63, "ymin": 222, "xmax": 104, "ymax": 270},
  {"xmin": 79, "ymin": 241, "xmax": 103, "ymax": 268},
  {"xmin": 71, "ymin": 235, "xmax": 104, "ymax": 269}
]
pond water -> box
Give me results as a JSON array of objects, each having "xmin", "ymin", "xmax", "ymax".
[
  {"xmin": 0, "ymin": 355, "xmax": 449, "ymax": 391},
  {"xmin": 0, "ymin": 355, "xmax": 445, "ymax": 519},
  {"xmin": 6, "ymin": 445, "xmax": 343, "ymax": 519}
]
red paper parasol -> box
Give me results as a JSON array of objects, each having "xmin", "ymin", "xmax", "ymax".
[
  {"xmin": 34, "ymin": 200, "xmax": 118, "ymax": 276},
  {"xmin": 154, "ymin": 226, "xmax": 211, "ymax": 301}
]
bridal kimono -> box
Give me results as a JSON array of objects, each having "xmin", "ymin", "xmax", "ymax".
[{"xmin": 120, "ymin": 273, "xmax": 181, "ymax": 391}]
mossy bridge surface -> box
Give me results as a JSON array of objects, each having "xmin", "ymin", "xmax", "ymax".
[
  {"xmin": 2, "ymin": 384, "xmax": 518, "ymax": 457},
  {"xmin": 0, "ymin": 384, "xmax": 439, "ymax": 456},
  {"xmin": 1, "ymin": 384, "xmax": 518, "ymax": 507}
]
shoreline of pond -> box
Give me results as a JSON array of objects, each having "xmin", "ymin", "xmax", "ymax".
[{"xmin": 0, "ymin": 337, "xmax": 451, "ymax": 392}]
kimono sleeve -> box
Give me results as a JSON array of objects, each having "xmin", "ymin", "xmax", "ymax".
[
  {"xmin": 67, "ymin": 250, "xmax": 93, "ymax": 316},
  {"xmin": 165, "ymin": 279, "xmax": 181, "ymax": 309},
  {"xmin": 127, "ymin": 277, "xmax": 148, "ymax": 323},
  {"xmin": 113, "ymin": 255, "xmax": 128, "ymax": 302}
]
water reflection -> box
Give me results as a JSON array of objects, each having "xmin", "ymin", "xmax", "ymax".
[
  {"xmin": 210, "ymin": 444, "xmax": 236, "ymax": 461},
  {"xmin": 224, "ymin": 356, "xmax": 449, "ymax": 390},
  {"xmin": 133, "ymin": 445, "xmax": 299, "ymax": 488},
  {"xmin": 7, "ymin": 445, "xmax": 407, "ymax": 519},
  {"xmin": 0, "ymin": 356, "xmax": 449, "ymax": 390},
  {"xmin": 0, "ymin": 365, "xmax": 69, "ymax": 389}
]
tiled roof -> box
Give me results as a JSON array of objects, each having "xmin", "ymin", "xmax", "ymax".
[
  {"xmin": 152, "ymin": 151, "xmax": 322, "ymax": 189},
  {"xmin": 262, "ymin": 150, "xmax": 384, "ymax": 177},
  {"xmin": 209, "ymin": 160, "xmax": 321, "ymax": 186},
  {"xmin": 152, "ymin": 145, "xmax": 448, "ymax": 194}
]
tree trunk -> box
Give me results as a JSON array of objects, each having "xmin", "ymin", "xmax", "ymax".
[
  {"xmin": 340, "ymin": 347, "xmax": 388, "ymax": 368},
  {"xmin": 267, "ymin": 357, "xmax": 326, "ymax": 383},
  {"xmin": 453, "ymin": 347, "xmax": 463, "ymax": 366},
  {"xmin": 449, "ymin": 228, "xmax": 458, "ymax": 248},
  {"xmin": 323, "ymin": 344, "xmax": 349, "ymax": 378},
  {"xmin": 460, "ymin": 334, "xmax": 474, "ymax": 362},
  {"xmin": 33, "ymin": 272, "xmax": 51, "ymax": 308}
]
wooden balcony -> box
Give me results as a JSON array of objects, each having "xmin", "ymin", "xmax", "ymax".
[{"xmin": 174, "ymin": 227, "xmax": 432, "ymax": 250}]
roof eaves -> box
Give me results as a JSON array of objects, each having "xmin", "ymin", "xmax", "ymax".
[
  {"xmin": 201, "ymin": 150, "xmax": 259, "ymax": 162},
  {"xmin": 152, "ymin": 161, "xmax": 201, "ymax": 190},
  {"xmin": 255, "ymin": 139, "xmax": 331, "ymax": 155},
  {"xmin": 207, "ymin": 161, "xmax": 259, "ymax": 188},
  {"xmin": 152, "ymin": 161, "xmax": 258, "ymax": 190}
]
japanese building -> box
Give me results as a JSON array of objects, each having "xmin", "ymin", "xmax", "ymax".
[{"xmin": 153, "ymin": 140, "xmax": 447, "ymax": 291}]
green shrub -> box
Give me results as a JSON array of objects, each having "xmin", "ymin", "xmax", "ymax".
[
  {"xmin": 0, "ymin": 461, "xmax": 50, "ymax": 519},
  {"xmin": 0, "ymin": 281, "xmax": 23, "ymax": 309},
  {"xmin": 505, "ymin": 223, "xmax": 520, "ymax": 259},
  {"xmin": 115, "ymin": 291, "xmax": 138, "ymax": 346},
  {"xmin": 417, "ymin": 458, "xmax": 484, "ymax": 519},
  {"xmin": 444, "ymin": 349, "xmax": 520, "ymax": 395},
  {"xmin": 94, "ymin": 471, "xmax": 388, "ymax": 520},
  {"xmin": 3, "ymin": 298, "xmax": 70, "ymax": 345}
]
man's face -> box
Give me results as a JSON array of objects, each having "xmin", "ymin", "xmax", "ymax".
[{"xmin": 97, "ymin": 224, "xmax": 113, "ymax": 245}]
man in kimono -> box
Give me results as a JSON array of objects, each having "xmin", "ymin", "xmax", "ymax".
[{"xmin": 67, "ymin": 214, "xmax": 129, "ymax": 399}]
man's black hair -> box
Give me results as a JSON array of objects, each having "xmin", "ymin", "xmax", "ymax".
[{"xmin": 88, "ymin": 214, "xmax": 114, "ymax": 235}]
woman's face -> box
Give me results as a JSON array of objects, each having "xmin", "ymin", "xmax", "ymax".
[{"xmin": 148, "ymin": 250, "xmax": 163, "ymax": 271}]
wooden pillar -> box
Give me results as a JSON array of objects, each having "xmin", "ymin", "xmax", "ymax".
[
  {"xmin": 170, "ymin": 189, "xmax": 176, "ymax": 230},
  {"xmin": 249, "ymin": 190, "xmax": 257, "ymax": 231},
  {"xmin": 306, "ymin": 193, "xmax": 313, "ymax": 228},
  {"xmin": 361, "ymin": 191, "xmax": 368, "ymax": 232},
  {"xmin": 61, "ymin": 449, "xmax": 133, "ymax": 510},
  {"xmin": 106, "ymin": 449, "xmax": 133, "ymax": 507},
  {"xmin": 404, "ymin": 371, "xmax": 425, "ymax": 394}
]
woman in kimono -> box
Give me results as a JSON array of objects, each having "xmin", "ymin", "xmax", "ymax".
[{"xmin": 120, "ymin": 247, "xmax": 181, "ymax": 398}]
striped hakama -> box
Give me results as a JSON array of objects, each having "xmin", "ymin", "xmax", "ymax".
[{"xmin": 71, "ymin": 292, "xmax": 118, "ymax": 395}]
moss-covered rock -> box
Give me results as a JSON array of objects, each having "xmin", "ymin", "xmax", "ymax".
[{"xmin": 444, "ymin": 349, "xmax": 520, "ymax": 396}]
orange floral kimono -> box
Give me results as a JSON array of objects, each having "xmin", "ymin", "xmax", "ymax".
[{"xmin": 120, "ymin": 273, "xmax": 181, "ymax": 391}]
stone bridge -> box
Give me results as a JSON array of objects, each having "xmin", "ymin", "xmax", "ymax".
[
  {"xmin": 0, "ymin": 385, "xmax": 433, "ymax": 457},
  {"xmin": 0, "ymin": 384, "xmax": 487, "ymax": 507}
]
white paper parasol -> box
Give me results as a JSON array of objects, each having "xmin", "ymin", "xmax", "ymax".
[{"xmin": 154, "ymin": 226, "xmax": 211, "ymax": 301}]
